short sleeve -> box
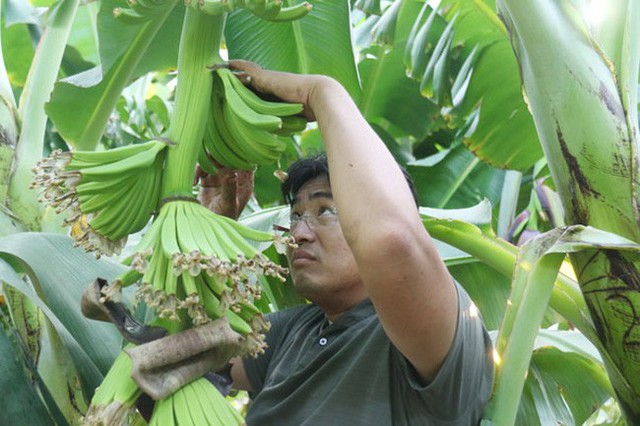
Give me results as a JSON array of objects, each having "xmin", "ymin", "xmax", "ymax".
[{"xmin": 391, "ymin": 282, "xmax": 494, "ymax": 423}]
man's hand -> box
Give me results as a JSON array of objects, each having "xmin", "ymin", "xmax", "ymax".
[
  {"xmin": 195, "ymin": 165, "xmax": 254, "ymax": 219},
  {"xmin": 227, "ymin": 59, "xmax": 334, "ymax": 122}
]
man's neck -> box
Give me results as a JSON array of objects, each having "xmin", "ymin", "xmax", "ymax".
[{"xmin": 320, "ymin": 295, "xmax": 368, "ymax": 322}]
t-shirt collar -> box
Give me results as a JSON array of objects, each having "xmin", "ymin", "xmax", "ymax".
[{"xmin": 323, "ymin": 298, "xmax": 375, "ymax": 331}]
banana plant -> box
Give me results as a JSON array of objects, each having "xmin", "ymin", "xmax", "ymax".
[
  {"xmin": 494, "ymin": 1, "xmax": 640, "ymax": 422},
  {"xmin": 398, "ymin": 0, "xmax": 640, "ymax": 422},
  {"xmin": 2, "ymin": 0, "xmax": 635, "ymax": 424}
]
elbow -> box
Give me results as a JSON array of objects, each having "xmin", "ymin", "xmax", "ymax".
[{"xmin": 352, "ymin": 221, "xmax": 426, "ymax": 263}]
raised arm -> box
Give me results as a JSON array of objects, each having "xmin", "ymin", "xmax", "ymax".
[{"xmin": 229, "ymin": 61, "xmax": 458, "ymax": 381}]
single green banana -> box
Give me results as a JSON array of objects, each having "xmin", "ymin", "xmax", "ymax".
[
  {"xmin": 148, "ymin": 395, "xmax": 175, "ymax": 426},
  {"xmin": 209, "ymin": 215, "xmax": 252, "ymax": 260},
  {"xmin": 175, "ymin": 203, "xmax": 201, "ymax": 253},
  {"xmin": 263, "ymin": 1, "xmax": 312, "ymax": 22},
  {"xmin": 78, "ymin": 179, "xmax": 134, "ymax": 213},
  {"xmin": 225, "ymin": 308, "xmax": 253, "ymax": 335},
  {"xmin": 217, "ymin": 70, "xmax": 283, "ymax": 131},
  {"xmin": 75, "ymin": 173, "xmax": 132, "ymax": 196},
  {"xmin": 160, "ymin": 203, "xmax": 182, "ymax": 257},
  {"xmin": 199, "ymin": 278, "xmax": 226, "ymax": 318},
  {"xmin": 222, "ymin": 98, "xmax": 285, "ymax": 164},
  {"xmin": 78, "ymin": 141, "xmax": 166, "ymax": 177},
  {"xmin": 224, "ymin": 68, "xmax": 304, "ymax": 116},
  {"xmin": 197, "ymin": 144, "xmax": 219, "ymax": 175},
  {"xmin": 112, "ymin": 7, "xmax": 151, "ymax": 24},
  {"xmin": 273, "ymin": 115, "xmax": 308, "ymax": 136},
  {"xmin": 69, "ymin": 140, "xmax": 161, "ymax": 165},
  {"xmin": 201, "ymin": 270, "xmax": 228, "ymax": 298}
]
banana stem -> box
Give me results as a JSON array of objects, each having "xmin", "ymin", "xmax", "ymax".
[
  {"xmin": 161, "ymin": 9, "xmax": 225, "ymax": 198},
  {"xmin": 8, "ymin": 0, "xmax": 80, "ymax": 230}
]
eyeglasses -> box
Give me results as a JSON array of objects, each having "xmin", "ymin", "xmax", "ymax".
[{"xmin": 273, "ymin": 207, "xmax": 338, "ymax": 234}]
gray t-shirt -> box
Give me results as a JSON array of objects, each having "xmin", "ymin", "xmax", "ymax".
[{"xmin": 243, "ymin": 284, "xmax": 493, "ymax": 425}]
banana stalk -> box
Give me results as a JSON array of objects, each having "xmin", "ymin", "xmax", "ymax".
[
  {"xmin": 497, "ymin": 0, "xmax": 640, "ymax": 420},
  {"xmin": 8, "ymin": 0, "xmax": 81, "ymax": 231},
  {"xmin": 0, "ymin": 33, "xmax": 18, "ymax": 204},
  {"xmin": 160, "ymin": 9, "xmax": 224, "ymax": 198}
]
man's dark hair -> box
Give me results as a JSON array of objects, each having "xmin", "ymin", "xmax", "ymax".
[{"xmin": 281, "ymin": 154, "xmax": 419, "ymax": 207}]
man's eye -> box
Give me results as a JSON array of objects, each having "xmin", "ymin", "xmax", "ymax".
[{"xmin": 318, "ymin": 207, "xmax": 337, "ymax": 217}]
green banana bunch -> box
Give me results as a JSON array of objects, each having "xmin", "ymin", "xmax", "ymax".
[
  {"xmin": 189, "ymin": 0, "xmax": 313, "ymax": 22},
  {"xmin": 199, "ymin": 67, "xmax": 306, "ymax": 172},
  {"xmin": 148, "ymin": 377, "xmax": 243, "ymax": 426},
  {"xmin": 105, "ymin": 199, "xmax": 288, "ymax": 355},
  {"xmin": 83, "ymin": 350, "xmax": 142, "ymax": 425},
  {"xmin": 31, "ymin": 139, "xmax": 168, "ymax": 256}
]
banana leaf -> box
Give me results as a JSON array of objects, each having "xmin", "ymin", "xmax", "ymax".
[
  {"xmin": 485, "ymin": 225, "xmax": 639, "ymax": 425},
  {"xmin": 0, "ymin": 233, "xmax": 125, "ymax": 395},
  {"xmin": 404, "ymin": 0, "xmax": 542, "ymax": 171},
  {"xmin": 408, "ymin": 143, "xmax": 505, "ymax": 209},
  {"xmin": 2, "ymin": 0, "xmax": 36, "ymax": 88},
  {"xmin": 357, "ymin": 0, "xmax": 440, "ymax": 140},
  {"xmin": 0, "ymin": 325, "xmax": 58, "ymax": 425},
  {"xmin": 497, "ymin": 1, "xmax": 640, "ymax": 419},
  {"xmin": 515, "ymin": 344, "xmax": 611, "ymax": 426},
  {"xmin": 45, "ymin": 0, "xmax": 183, "ymax": 150},
  {"xmin": 484, "ymin": 329, "xmax": 610, "ymax": 425},
  {"xmin": 225, "ymin": 0, "xmax": 361, "ymax": 103}
]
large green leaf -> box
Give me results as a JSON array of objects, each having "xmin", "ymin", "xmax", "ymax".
[
  {"xmin": 66, "ymin": 2, "xmax": 99, "ymax": 66},
  {"xmin": 357, "ymin": 0, "xmax": 440, "ymax": 139},
  {"xmin": 449, "ymin": 260, "xmax": 509, "ymax": 331},
  {"xmin": 486, "ymin": 226, "xmax": 639, "ymax": 425},
  {"xmin": 0, "ymin": 233, "xmax": 125, "ymax": 393},
  {"xmin": 46, "ymin": 0, "xmax": 183, "ymax": 150},
  {"xmin": 225, "ymin": 0, "xmax": 361, "ymax": 103},
  {"xmin": 517, "ymin": 347, "xmax": 611, "ymax": 426},
  {"xmin": 407, "ymin": 0, "xmax": 543, "ymax": 171},
  {"xmin": 486, "ymin": 329, "xmax": 610, "ymax": 425},
  {"xmin": 408, "ymin": 143, "xmax": 505, "ymax": 208},
  {"xmin": 95, "ymin": 0, "xmax": 183, "ymax": 75},
  {"xmin": 2, "ymin": 0, "xmax": 37, "ymax": 89},
  {"xmin": 0, "ymin": 326, "xmax": 55, "ymax": 425}
]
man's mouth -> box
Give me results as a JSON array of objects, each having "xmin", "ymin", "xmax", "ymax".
[{"xmin": 291, "ymin": 249, "xmax": 315, "ymax": 266}]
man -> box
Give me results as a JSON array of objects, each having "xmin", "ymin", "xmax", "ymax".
[{"xmin": 197, "ymin": 61, "xmax": 494, "ymax": 425}]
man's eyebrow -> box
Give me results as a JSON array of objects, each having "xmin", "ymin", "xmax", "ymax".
[{"xmin": 291, "ymin": 191, "xmax": 333, "ymax": 205}]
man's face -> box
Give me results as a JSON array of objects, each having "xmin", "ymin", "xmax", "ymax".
[{"xmin": 285, "ymin": 176, "xmax": 362, "ymax": 302}]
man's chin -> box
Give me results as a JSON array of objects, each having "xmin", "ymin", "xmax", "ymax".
[{"xmin": 292, "ymin": 274, "xmax": 322, "ymax": 297}]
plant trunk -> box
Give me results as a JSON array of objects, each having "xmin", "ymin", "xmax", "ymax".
[{"xmin": 497, "ymin": 0, "xmax": 640, "ymax": 420}]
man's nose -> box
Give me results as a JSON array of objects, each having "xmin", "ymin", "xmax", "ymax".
[{"xmin": 290, "ymin": 218, "xmax": 315, "ymax": 243}]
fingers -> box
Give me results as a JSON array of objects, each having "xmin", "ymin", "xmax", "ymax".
[
  {"xmin": 194, "ymin": 165, "xmax": 206, "ymax": 186},
  {"xmin": 228, "ymin": 59, "xmax": 261, "ymax": 74},
  {"xmin": 236, "ymin": 170, "xmax": 255, "ymax": 211},
  {"xmin": 219, "ymin": 172, "xmax": 239, "ymax": 218}
]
